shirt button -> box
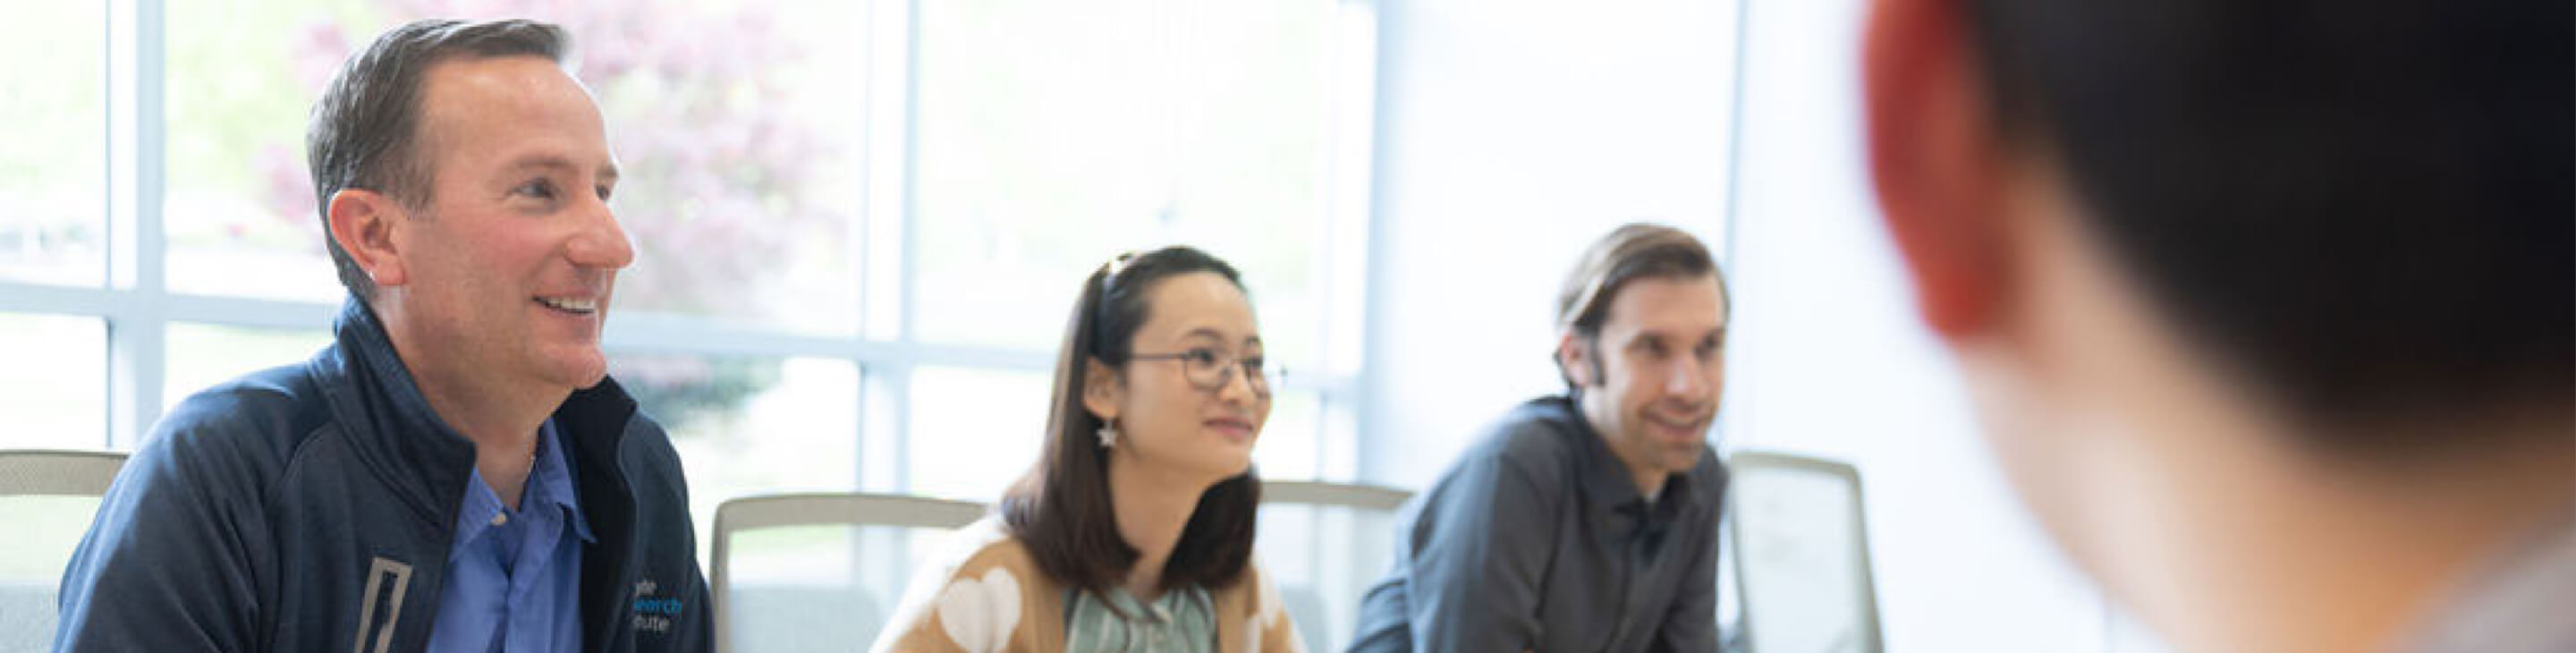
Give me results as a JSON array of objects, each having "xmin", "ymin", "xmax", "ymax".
[{"xmin": 491, "ymin": 513, "xmax": 509, "ymax": 526}]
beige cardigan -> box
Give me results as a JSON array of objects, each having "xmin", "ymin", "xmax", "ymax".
[{"xmin": 869, "ymin": 516, "xmax": 1308, "ymax": 653}]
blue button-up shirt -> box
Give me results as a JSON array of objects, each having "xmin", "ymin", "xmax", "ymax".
[{"xmin": 428, "ymin": 420, "xmax": 596, "ymax": 653}]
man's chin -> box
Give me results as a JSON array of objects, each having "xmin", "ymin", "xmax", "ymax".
[
  {"xmin": 1661, "ymin": 443, "xmax": 1707, "ymax": 471},
  {"xmin": 534, "ymin": 349, "xmax": 611, "ymax": 390}
]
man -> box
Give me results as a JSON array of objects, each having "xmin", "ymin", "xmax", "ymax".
[
  {"xmin": 55, "ymin": 19, "xmax": 711, "ymax": 652},
  {"xmin": 1349, "ymin": 224, "xmax": 1730, "ymax": 652},
  {"xmin": 1861, "ymin": 1, "xmax": 2571, "ymax": 652}
]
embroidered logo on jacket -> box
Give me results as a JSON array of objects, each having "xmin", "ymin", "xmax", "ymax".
[
  {"xmin": 632, "ymin": 578, "xmax": 686, "ymax": 634},
  {"xmin": 352, "ymin": 556, "xmax": 414, "ymax": 653}
]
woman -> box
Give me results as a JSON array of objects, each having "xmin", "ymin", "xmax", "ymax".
[{"xmin": 872, "ymin": 246, "xmax": 1305, "ymax": 653}]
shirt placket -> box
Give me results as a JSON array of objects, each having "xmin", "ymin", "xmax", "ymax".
[{"xmin": 1598, "ymin": 502, "xmax": 1658, "ymax": 653}]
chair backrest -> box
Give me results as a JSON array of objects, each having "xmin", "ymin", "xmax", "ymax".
[
  {"xmin": 1725, "ymin": 451, "xmax": 1883, "ymax": 653},
  {"xmin": 0, "ymin": 450, "xmax": 126, "ymax": 498},
  {"xmin": 710, "ymin": 493, "xmax": 986, "ymax": 653},
  {"xmin": 1256, "ymin": 480, "xmax": 1412, "ymax": 653},
  {"xmin": 0, "ymin": 450, "xmax": 128, "ymax": 653}
]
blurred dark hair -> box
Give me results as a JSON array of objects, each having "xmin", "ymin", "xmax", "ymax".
[
  {"xmin": 1554, "ymin": 223, "xmax": 1727, "ymax": 390},
  {"xmin": 1001, "ymin": 245, "xmax": 1261, "ymax": 598},
  {"xmin": 1964, "ymin": 0, "xmax": 2573, "ymax": 443},
  {"xmin": 308, "ymin": 19, "xmax": 571, "ymax": 300}
]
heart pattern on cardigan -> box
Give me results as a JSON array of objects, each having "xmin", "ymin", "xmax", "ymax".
[{"xmin": 935, "ymin": 568, "xmax": 1023, "ymax": 653}]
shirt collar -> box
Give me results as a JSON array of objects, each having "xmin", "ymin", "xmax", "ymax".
[
  {"xmin": 1547, "ymin": 394, "xmax": 1702, "ymax": 516},
  {"xmin": 449, "ymin": 419, "xmax": 597, "ymax": 546},
  {"xmin": 531, "ymin": 419, "xmax": 597, "ymax": 544}
]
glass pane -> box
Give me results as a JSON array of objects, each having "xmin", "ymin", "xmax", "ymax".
[
  {"xmin": 907, "ymin": 367, "xmax": 1050, "ymax": 502},
  {"xmin": 165, "ymin": 0, "xmax": 866, "ymax": 335},
  {"xmin": 160, "ymin": 0, "xmax": 369, "ymax": 302},
  {"xmin": 165, "ymin": 323, "xmax": 332, "ymax": 411},
  {"xmin": 1253, "ymin": 388, "xmax": 1319, "ymax": 480},
  {"xmin": 915, "ymin": 0, "xmax": 1335, "ymax": 359},
  {"xmin": 0, "ymin": 314, "xmax": 106, "ymax": 448},
  {"xmin": 0, "ymin": 2, "xmax": 106, "ymax": 287},
  {"xmin": 613, "ymin": 354, "xmax": 859, "ymax": 555}
]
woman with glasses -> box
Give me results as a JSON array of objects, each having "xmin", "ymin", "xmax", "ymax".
[{"xmin": 872, "ymin": 246, "xmax": 1305, "ymax": 653}]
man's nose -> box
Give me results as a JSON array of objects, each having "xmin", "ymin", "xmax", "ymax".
[
  {"xmin": 566, "ymin": 199, "xmax": 634, "ymax": 270},
  {"xmin": 1664, "ymin": 357, "xmax": 1707, "ymax": 395}
]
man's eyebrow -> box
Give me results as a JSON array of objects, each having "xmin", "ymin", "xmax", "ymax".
[
  {"xmin": 1622, "ymin": 328, "xmax": 1722, "ymax": 345},
  {"xmin": 504, "ymin": 155, "xmax": 619, "ymax": 182}
]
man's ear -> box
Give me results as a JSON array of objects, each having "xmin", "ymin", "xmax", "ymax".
[
  {"xmin": 1863, "ymin": 0, "xmax": 2012, "ymax": 339},
  {"xmin": 1080, "ymin": 357, "xmax": 1123, "ymax": 423},
  {"xmin": 325, "ymin": 188, "xmax": 410, "ymax": 288},
  {"xmin": 1556, "ymin": 332, "xmax": 1595, "ymax": 387}
]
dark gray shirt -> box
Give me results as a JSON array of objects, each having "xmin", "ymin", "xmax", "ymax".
[{"xmin": 1348, "ymin": 396, "xmax": 1726, "ymax": 653}]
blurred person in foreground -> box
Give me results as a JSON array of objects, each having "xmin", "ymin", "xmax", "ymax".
[
  {"xmin": 872, "ymin": 246, "xmax": 1306, "ymax": 652},
  {"xmin": 1860, "ymin": 0, "xmax": 2572, "ymax": 651},
  {"xmin": 1347, "ymin": 224, "xmax": 1731, "ymax": 653},
  {"xmin": 55, "ymin": 19, "xmax": 709, "ymax": 652}
]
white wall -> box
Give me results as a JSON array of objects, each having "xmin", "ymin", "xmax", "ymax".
[
  {"xmin": 1360, "ymin": 0, "xmax": 2174, "ymax": 651},
  {"xmin": 1718, "ymin": 1, "xmax": 2115, "ymax": 650}
]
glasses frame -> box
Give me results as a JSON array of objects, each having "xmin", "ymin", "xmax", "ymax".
[{"xmin": 1128, "ymin": 347, "xmax": 1282, "ymax": 398}]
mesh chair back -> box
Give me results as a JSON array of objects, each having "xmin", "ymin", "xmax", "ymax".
[
  {"xmin": 1257, "ymin": 480, "xmax": 1412, "ymax": 653},
  {"xmin": 0, "ymin": 450, "xmax": 128, "ymax": 653},
  {"xmin": 711, "ymin": 493, "xmax": 987, "ymax": 653},
  {"xmin": 1726, "ymin": 451, "xmax": 1883, "ymax": 653}
]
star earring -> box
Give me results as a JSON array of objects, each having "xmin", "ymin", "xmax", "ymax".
[{"xmin": 1096, "ymin": 422, "xmax": 1120, "ymax": 448}]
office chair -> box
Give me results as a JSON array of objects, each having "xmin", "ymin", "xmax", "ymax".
[
  {"xmin": 710, "ymin": 492, "xmax": 987, "ymax": 653},
  {"xmin": 0, "ymin": 450, "xmax": 128, "ymax": 653},
  {"xmin": 1257, "ymin": 480, "xmax": 1413, "ymax": 653},
  {"xmin": 1725, "ymin": 451, "xmax": 1883, "ymax": 653}
]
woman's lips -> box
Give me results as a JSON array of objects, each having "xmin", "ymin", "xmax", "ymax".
[{"xmin": 1206, "ymin": 418, "xmax": 1256, "ymax": 441}]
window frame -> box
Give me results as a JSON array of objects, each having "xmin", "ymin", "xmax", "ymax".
[{"xmin": 0, "ymin": 0, "xmax": 1378, "ymax": 489}]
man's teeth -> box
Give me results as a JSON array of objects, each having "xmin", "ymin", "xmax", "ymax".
[{"xmin": 536, "ymin": 297, "xmax": 598, "ymax": 313}]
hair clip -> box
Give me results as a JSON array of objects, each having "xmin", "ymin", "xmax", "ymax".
[{"xmin": 1102, "ymin": 251, "xmax": 1139, "ymax": 284}]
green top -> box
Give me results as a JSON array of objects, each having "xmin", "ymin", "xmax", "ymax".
[{"xmin": 1063, "ymin": 584, "xmax": 1218, "ymax": 652}]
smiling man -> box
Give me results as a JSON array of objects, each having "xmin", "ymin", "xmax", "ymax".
[
  {"xmin": 1349, "ymin": 224, "xmax": 1732, "ymax": 653},
  {"xmin": 54, "ymin": 19, "xmax": 710, "ymax": 653}
]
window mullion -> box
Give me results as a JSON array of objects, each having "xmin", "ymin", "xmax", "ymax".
[{"xmin": 104, "ymin": 0, "xmax": 167, "ymax": 450}]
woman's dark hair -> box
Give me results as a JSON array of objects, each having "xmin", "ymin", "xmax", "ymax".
[{"xmin": 1001, "ymin": 245, "xmax": 1261, "ymax": 598}]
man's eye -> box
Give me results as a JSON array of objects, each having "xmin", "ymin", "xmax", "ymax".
[
  {"xmin": 1242, "ymin": 357, "xmax": 1267, "ymax": 373},
  {"xmin": 514, "ymin": 180, "xmax": 557, "ymax": 199},
  {"xmin": 1184, "ymin": 348, "xmax": 1222, "ymax": 365}
]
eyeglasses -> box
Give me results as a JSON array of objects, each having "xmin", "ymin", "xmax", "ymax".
[{"xmin": 1129, "ymin": 347, "xmax": 1281, "ymax": 398}]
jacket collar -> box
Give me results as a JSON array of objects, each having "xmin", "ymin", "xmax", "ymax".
[{"xmin": 310, "ymin": 298, "xmax": 643, "ymax": 531}]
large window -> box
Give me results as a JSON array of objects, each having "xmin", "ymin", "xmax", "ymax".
[{"xmin": 0, "ymin": 0, "xmax": 1375, "ymax": 531}]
